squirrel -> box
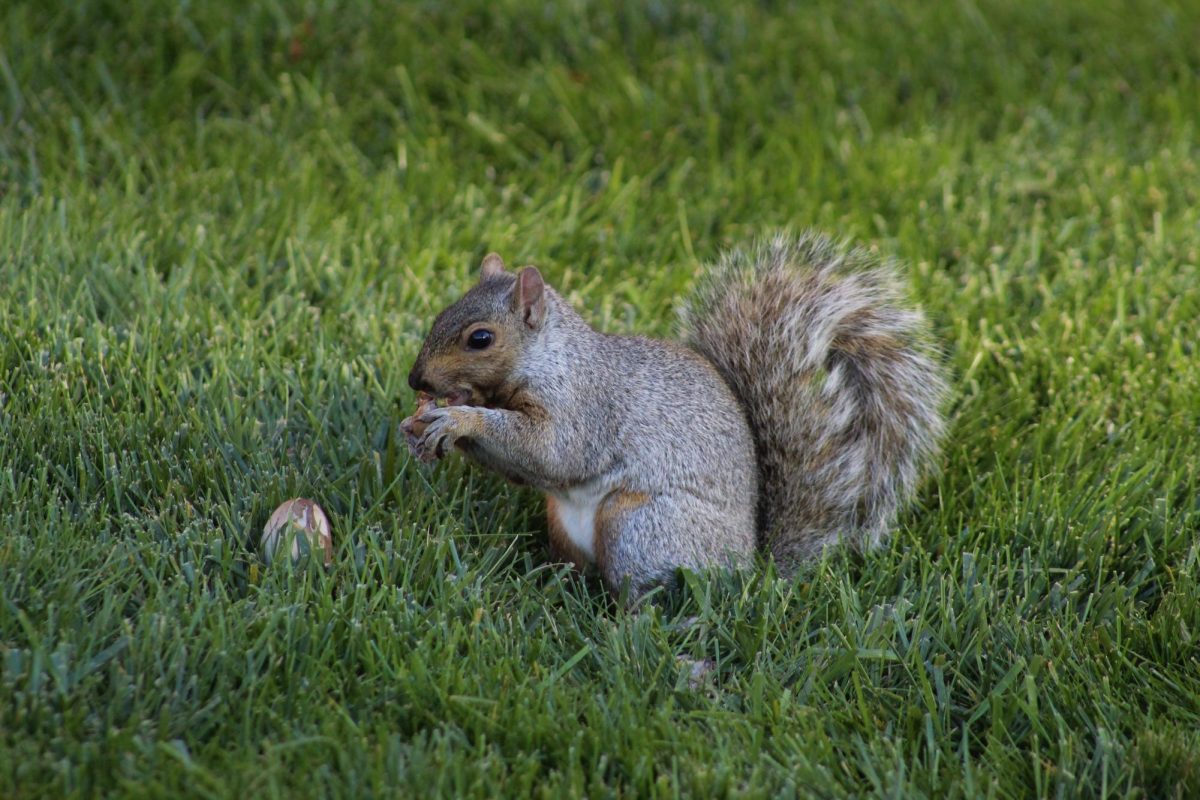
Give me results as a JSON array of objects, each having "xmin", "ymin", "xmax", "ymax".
[{"xmin": 401, "ymin": 232, "xmax": 949, "ymax": 600}]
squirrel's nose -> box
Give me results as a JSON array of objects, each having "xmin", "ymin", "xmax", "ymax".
[{"xmin": 408, "ymin": 367, "xmax": 430, "ymax": 394}]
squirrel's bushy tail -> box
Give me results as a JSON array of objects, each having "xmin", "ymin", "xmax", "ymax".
[{"xmin": 680, "ymin": 232, "xmax": 949, "ymax": 569}]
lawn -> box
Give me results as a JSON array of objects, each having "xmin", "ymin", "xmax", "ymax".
[{"xmin": 2, "ymin": 0, "xmax": 1200, "ymax": 796}]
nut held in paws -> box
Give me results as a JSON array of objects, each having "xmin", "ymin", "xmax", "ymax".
[{"xmin": 261, "ymin": 498, "xmax": 332, "ymax": 566}]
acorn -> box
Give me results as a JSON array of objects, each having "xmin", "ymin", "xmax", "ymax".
[{"xmin": 261, "ymin": 498, "xmax": 333, "ymax": 566}]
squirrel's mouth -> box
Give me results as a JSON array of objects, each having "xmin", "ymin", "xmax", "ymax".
[
  {"xmin": 434, "ymin": 388, "xmax": 488, "ymax": 408},
  {"xmin": 418, "ymin": 385, "xmax": 507, "ymax": 410}
]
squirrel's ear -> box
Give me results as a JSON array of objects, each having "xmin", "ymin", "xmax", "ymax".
[
  {"xmin": 480, "ymin": 252, "xmax": 506, "ymax": 281},
  {"xmin": 514, "ymin": 266, "xmax": 545, "ymax": 329}
]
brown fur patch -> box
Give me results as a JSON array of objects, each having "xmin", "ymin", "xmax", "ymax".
[{"xmin": 499, "ymin": 386, "xmax": 551, "ymax": 420}]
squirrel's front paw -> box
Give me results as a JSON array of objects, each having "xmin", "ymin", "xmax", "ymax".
[{"xmin": 404, "ymin": 406, "xmax": 478, "ymax": 463}]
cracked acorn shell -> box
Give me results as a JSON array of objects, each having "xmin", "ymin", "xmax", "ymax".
[{"xmin": 261, "ymin": 498, "xmax": 333, "ymax": 566}]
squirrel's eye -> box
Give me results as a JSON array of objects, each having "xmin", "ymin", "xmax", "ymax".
[{"xmin": 466, "ymin": 329, "xmax": 494, "ymax": 350}]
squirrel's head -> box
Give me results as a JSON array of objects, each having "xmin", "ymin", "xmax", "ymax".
[{"xmin": 407, "ymin": 253, "xmax": 547, "ymax": 407}]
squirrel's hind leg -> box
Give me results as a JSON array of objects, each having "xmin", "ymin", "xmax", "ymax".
[{"xmin": 595, "ymin": 491, "xmax": 755, "ymax": 603}]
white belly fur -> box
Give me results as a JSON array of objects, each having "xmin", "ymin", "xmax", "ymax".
[{"xmin": 550, "ymin": 482, "xmax": 608, "ymax": 561}]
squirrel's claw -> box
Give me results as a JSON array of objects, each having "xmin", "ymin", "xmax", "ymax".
[
  {"xmin": 399, "ymin": 414, "xmax": 427, "ymax": 457},
  {"xmin": 404, "ymin": 406, "xmax": 463, "ymax": 463}
]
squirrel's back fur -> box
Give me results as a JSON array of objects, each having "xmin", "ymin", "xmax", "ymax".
[{"xmin": 680, "ymin": 232, "xmax": 948, "ymax": 569}]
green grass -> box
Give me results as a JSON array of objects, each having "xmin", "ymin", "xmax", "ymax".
[{"xmin": 2, "ymin": 0, "xmax": 1199, "ymax": 796}]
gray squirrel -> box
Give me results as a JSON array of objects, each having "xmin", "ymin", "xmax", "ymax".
[{"xmin": 401, "ymin": 232, "xmax": 949, "ymax": 599}]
